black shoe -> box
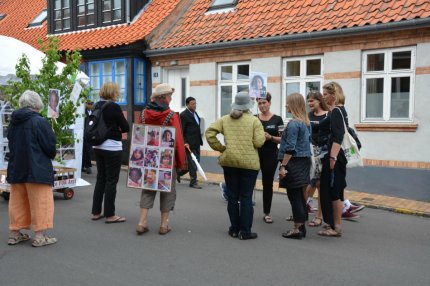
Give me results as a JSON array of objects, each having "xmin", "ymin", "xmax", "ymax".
[
  {"xmin": 228, "ymin": 230, "xmax": 238, "ymax": 238},
  {"xmin": 190, "ymin": 184, "xmax": 202, "ymax": 189},
  {"xmin": 176, "ymin": 176, "xmax": 181, "ymax": 183},
  {"xmin": 238, "ymin": 232, "xmax": 258, "ymax": 240},
  {"xmin": 86, "ymin": 167, "xmax": 92, "ymax": 174},
  {"xmin": 299, "ymin": 224, "xmax": 306, "ymax": 238},
  {"xmin": 282, "ymin": 229, "xmax": 303, "ymax": 239}
]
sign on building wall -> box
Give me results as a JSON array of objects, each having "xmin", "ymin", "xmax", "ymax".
[
  {"xmin": 249, "ymin": 71, "xmax": 268, "ymax": 98},
  {"xmin": 127, "ymin": 123, "xmax": 176, "ymax": 192}
]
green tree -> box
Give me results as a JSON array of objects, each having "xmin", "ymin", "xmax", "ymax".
[{"xmin": 0, "ymin": 37, "xmax": 90, "ymax": 148}]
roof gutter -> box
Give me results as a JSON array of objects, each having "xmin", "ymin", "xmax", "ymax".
[{"xmin": 144, "ymin": 17, "xmax": 430, "ymax": 57}]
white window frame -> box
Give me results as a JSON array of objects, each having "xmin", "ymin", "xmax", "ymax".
[
  {"xmin": 217, "ymin": 62, "xmax": 250, "ymax": 118},
  {"xmin": 282, "ymin": 56, "xmax": 324, "ymax": 118},
  {"xmin": 361, "ymin": 47, "xmax": 416, "ymax": 122}
]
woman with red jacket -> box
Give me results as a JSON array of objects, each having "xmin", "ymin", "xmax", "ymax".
[{"xmin": 136, "ymin": 83, "xmax": 186, "ymax": 235}]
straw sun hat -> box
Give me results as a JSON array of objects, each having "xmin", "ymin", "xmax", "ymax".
[{"xmin": 152, "ymin": 83, "xmax": 175, "ymax": 98}]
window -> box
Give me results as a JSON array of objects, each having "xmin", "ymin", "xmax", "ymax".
[
  {"xmin": 54, "ymin": 0, "xmax": 71, "ymax": 32},
  {"xmin": 134, "ymin": 59, "xmax": 146, "ymax": 105},
  {"xmin": 208, "ymin": 0, "xmax": 237, "ymax": 12},
  {"xmin": 88, "ymin": 59, "xmax": 127, "ymax": 104},
  {"xmin": 77, "ymin": 0, "xmax": 95, "ymax": 28},
  {"xmin": 362, "ymin": 47, "xmax": 415, "ymax": 122},
  {"xmin": 28, "ymin": 9, "xmax": 47, "ymax": 27},
  {"xmin": 102, "ymin": 0, "xmax": 123, "ymax": 24},
  {"xmin": 283, "ymin": 56, "xmax": 323, "ymax": 118},
  {"xmin": 218, "ymin": 62, "xmax": 250, "ymax": 117}
]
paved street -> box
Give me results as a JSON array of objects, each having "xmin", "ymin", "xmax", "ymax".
[{"xmin": 0, "ymin": 170, "xmax": 430, "ymax": 286}]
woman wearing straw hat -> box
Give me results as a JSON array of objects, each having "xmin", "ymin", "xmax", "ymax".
[
  {"xmin": 136, "ymin": 83, "xmax": 186, "ymax": 235},
  {"xmin": 205, "ymin": 91, "xmax": 265, "ymax": 240}
]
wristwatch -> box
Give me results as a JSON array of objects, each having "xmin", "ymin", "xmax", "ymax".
[{"xmin": 329, "ymin": 156, "xmax": 337, "ymax": 161}]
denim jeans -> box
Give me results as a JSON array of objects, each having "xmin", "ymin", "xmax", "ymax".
[
  {"xmin": 223, "ymin": 167, "xmax": 258, "ymax": 235},
  {"xmin": 92, "ymin": 149, "xmax": 122, "ymax": 217}
]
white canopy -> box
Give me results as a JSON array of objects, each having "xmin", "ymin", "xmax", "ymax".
[{"xmin": 0, "ymin": 35, "xmax": 89, "ymax": 85}]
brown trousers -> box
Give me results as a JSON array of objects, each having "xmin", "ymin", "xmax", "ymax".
[{"xmin": 9, "ymin": 183, "xmax": 54, "ymax": 232}]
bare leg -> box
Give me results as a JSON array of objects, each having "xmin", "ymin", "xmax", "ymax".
[
  {"xmin": 138, "ymin": 208, "xmax": 149, "ymax": 227},
  {"xmin": 333, "ymin": 199, "xmax": 343, "ymax": 231},
  {"xmin": 160, "ymin": 211, "xmax": 169, "ymax": 228}
]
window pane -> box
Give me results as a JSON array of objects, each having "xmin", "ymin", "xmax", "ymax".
[
  {"xmin": 221, "ymin": 86, "xmax": 233, "ymax": 116},
  {"xmin": 237, "ymin": 65, "xmax": 249, "ymax": 80},
  {"xmin": 78, "ymin": 0, "xmax": 84, "ymax": 4},
  {"xmin": 103, "ymin": 62, "xmax": 112, "ymax": 75},
  {"xmin": 87, "ymin": 14, "xmax": 95, "ymax": 25},
  {"xmin": 237, "ymin": 85, "xmax": 248, "ymax": 92},
  {"xmin": 90, "ymin": 64, "xmax": 99, "ymax": 75},
  {"xmin": 306, "ymin": 82, "xmax": 320, "ymax": 94},
  {"xmin": 118, "ymin": 90, "xmax": 125, "ymax": 103},
  {"xmin": 136, "ymin": 89, "xmax": 144, "ymax": 103},
  {"xmin": 78, "ymin": 5, "xmax": 85, "ymax": 15},
  {"xmin": 287, "ymin": 61, "xmax": 300, "ymax": 77},
  {"xmin": 113, "ymin": 9, "xmax": 121, "ymax": 20},
  {"xmin": 102, "ymin": 76, "xmax": 111, "ymax": 84},
  {"xmin": 114, "ymin": 0, "xmax": 121, "ymax": 9},
  {"xmin": 90, "ymin": 76, "xmax": 100, "ymax": 89},
  {"xmin": 392, "ymin": 51, "xmax": 411, "ymax": 70},
  {"xmin": 286, "ymin": 82, "xmax": 300, "ymax": 96},
  {"xmin": 306, "ymin": 59, "xmax": 321, "ymax": 76},
  {"xmin": 78, "ymin": 16, "xmax": 85, "ymax": 26},
  {"xmin": 367, "ymin": 54, "xmax": 384, "ymax": 71},
  {"xmin": 64, "ymin": 8, "xmax": 70, "ymax": 18},
  {"xmin": 88, "ymin": 3, "xmax": 94, "ymax": 13},
  {"xmin": 366, "ymin": 78, "xmax": 384, "ymax": 118},
  {"xmin": 115, "ymin": 61, "xmax": 125, "ymax": 74},
  {"xmin": 221, "ymin": 66, "xmax": 232, "ymax": 81},
  {"xmin": 115, "ymin": 75, "xmax": 125, "ymax": 89},
  {"xmin": 103, "ymin": 0, "xmax": 111, "ymax": 10},
  {"xmin": 55, "ymin": 20, "xmax": 62, "ymax": 30},
  {"xmin": 390, "ymin": 77, "xmax": 410, "ymax": 118},
  {"xmin": 181, "ymin": 78, "xmax": 187, "ymax": 106},
  {"xmin": 64, "ymin": 19, "xmax": 70, "ymax": 29},
  {"xmin": 103, "ymin": 11, "xmax": 112, "ymax": 22},
  {"xmin": 55, "ymin": 0, "xmax": 61, "ymax": 8},
  {"xmin": 62, "ymin": 0, "xmax": 69, "ymax": 7}
]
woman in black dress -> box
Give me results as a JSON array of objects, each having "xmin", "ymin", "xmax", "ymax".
[
  {"xmin": 318, "ymin": 81, "xmax": 348, "ymax": 237},
  {"xmin": 256, "ymin": 93, "xmax": 284, "ymax": 223}
]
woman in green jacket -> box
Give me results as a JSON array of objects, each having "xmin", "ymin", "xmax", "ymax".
[{"xmin": 205, "ymin": 91, "xmax": 265, "ymax": 240}]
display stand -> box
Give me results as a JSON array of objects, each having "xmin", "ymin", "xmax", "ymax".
[{"xmin": 0, "ymin": 102, "xmax": 90, "ymax": 200}]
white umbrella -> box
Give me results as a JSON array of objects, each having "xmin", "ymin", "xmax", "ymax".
[
  {"xmin": 186, "ymin": 146, "xmax": 207, "ymax": 181},
  {"xmin": 0, "ymin": 35, "xmax": 89, "ymax": 85}
]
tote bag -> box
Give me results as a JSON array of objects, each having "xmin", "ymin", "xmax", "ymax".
[{"xmin": 334, "ymin": 107, "xmax": 363, "ymax": 168}]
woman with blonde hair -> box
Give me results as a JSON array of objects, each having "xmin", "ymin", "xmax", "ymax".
[
  {"xmin": 278, "ymin": 93, "xmax": 311, "ymax": 239},
  {"xmin": 317, "ymin": 81, "xmax": 348, "ymax": 237},
  {"xmin": 91, "ymin": 82, "xmax": 129, "ymax": 223}
]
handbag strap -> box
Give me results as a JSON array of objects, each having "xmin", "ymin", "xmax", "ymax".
[{"xmin": 333, "ymin": 106, "xmax": 348, "ymax": 134}]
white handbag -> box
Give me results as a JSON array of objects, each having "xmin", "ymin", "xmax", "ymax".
[{"xmin": 335, "ymin": 107, "xmax": 363, "ymax": 168}]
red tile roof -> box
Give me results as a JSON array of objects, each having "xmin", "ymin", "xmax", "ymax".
[
  {"xmin": 150, "ymin": 0, "xmax": 430, "ymax": 50},
  {"xmin": 0, "ymin": 0, "xmax": 181, "ymax": 51}
]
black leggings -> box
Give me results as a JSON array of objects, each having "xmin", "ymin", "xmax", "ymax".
[
  {"xmin": 259, "ymin": 151, "xmax": 278, "ymax": 214},
  {"xmin": 286, "ymin": 187, "xmax": 308, "ymax": 223}
]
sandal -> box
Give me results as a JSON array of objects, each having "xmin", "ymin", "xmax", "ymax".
[
  {"xmin": 32, "ymin": 235, "xmax": 57, "ymax": 247},
  {"xmin": 136, "ymin": 225, "xmax": 149, "ymax": 235},
  {"xmin": 8, "ymin": 232, "xmax": 30, "ymax": 245},
  {"xmin": 263, "ymin": 215, "xmax": 273, "ymax": 224},
  {"xmin": 308, "ymin": 217, "xmax": 322, "ymax": 227},
  {"xmin": 318, "ymin": 228, "xmax": 342, "ymax": 237},
  {"xmin": 159, "ymin": 226, "xmax": 172, "ymax": 235}
]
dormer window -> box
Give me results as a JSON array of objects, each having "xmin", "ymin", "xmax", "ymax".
[
  {"xmin": 54, "ymin": 0, "xmax": 71, "ymax": 31},
  {"xmin": 0, "ymin": 14, "xmax": 6, "ymax": 21},
  {"xmin": 102, "ymin": 0, "xmax": 123, "ymax": 24},
  {"xmin": 77, "ymin": 0, "xmax": 95, "ymax": 28},
  {"xmin": 28, "ymin": 9, "xmax": 47, "ymax": 27},
  {"xmin": 209, "ymin": 0, "xmax": 238, "ymax": 11}
]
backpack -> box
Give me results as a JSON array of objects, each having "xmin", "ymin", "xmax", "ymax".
[{"xmin": 85, "ymin": 101, "xmax": 111, "ymax": 146}]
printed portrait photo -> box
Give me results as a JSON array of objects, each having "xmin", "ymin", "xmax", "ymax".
[
  {"xmin": 160, "ymin": 127, "xmax": 175, "ymax": 148},
  {"xmin": 143, "ymin": 168, "xmax": 158, "ymax": 190},
  {"xmin": 159, "ymin": 148, "xmax": 173, "ymax": 169},
  {"xmin": 249, "ymin": 72, "xmax": 267, "ymax": 99},
  {"xmin": 48, "ymin": 89, "xmax": 60, "ymax": 118},
  {"xmin": 132, "ymin": 125, "xmax": 146, "ymax": 145},
  {"xmin": 130, "ymin": 146, "xmax": 145, "ymax": 167},
  {"xmin": 128, "ymin": 167, "xmax": 143, "ymax": 188},
  {"xmin": 146, "ymin": 126, "xmax": 160, "ymax": 147},
  {"xmin": 144, "ymin": 147, "xmax": 159, "ymax": 168},
  {"xmin": 158, "ymin": 170, "xmax": 172, "ymax": 192}
]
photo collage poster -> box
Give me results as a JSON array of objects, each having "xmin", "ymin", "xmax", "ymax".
[{"xmin": 128, "ymin": 124, "xmax": 176, "ymax": 192}]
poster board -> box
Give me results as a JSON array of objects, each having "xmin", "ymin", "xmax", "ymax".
[
  {"xmin": 249, "ymin": 71, "xmax": 268, "ymax": 99},
  {"xmin": 127, "ymin": 123, "xmax": 176, "ymax": 192}
]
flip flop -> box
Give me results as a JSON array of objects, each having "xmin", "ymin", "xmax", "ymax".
[
  {"xmin": 91, "ymin": 215, "xmax": 104, "ymax": 221},
  {"xmin": 263, "ymin": 215, "xmax": 273, "ymax": 224},
  {"xmin": 105, "ymin": 216, "xmax": 126, "ymax": 224}
]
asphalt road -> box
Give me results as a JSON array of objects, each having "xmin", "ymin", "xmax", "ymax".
[{"xmin": 0, "ymin": 171, "xmax": 429, "ymax": 286}]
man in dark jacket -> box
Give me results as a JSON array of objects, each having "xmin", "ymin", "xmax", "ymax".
[
  {"xmin": 82, "ymin": 100, "xmax": 93, "ymax": 174},
  {"xmin": 177, "ymin": 97, "xmax": 203, "ymax": 189}
]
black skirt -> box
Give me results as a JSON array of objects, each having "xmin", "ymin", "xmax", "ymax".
[{"xmin": 279, "ymin": 157, "xmax": 311, "ymax": 190}]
